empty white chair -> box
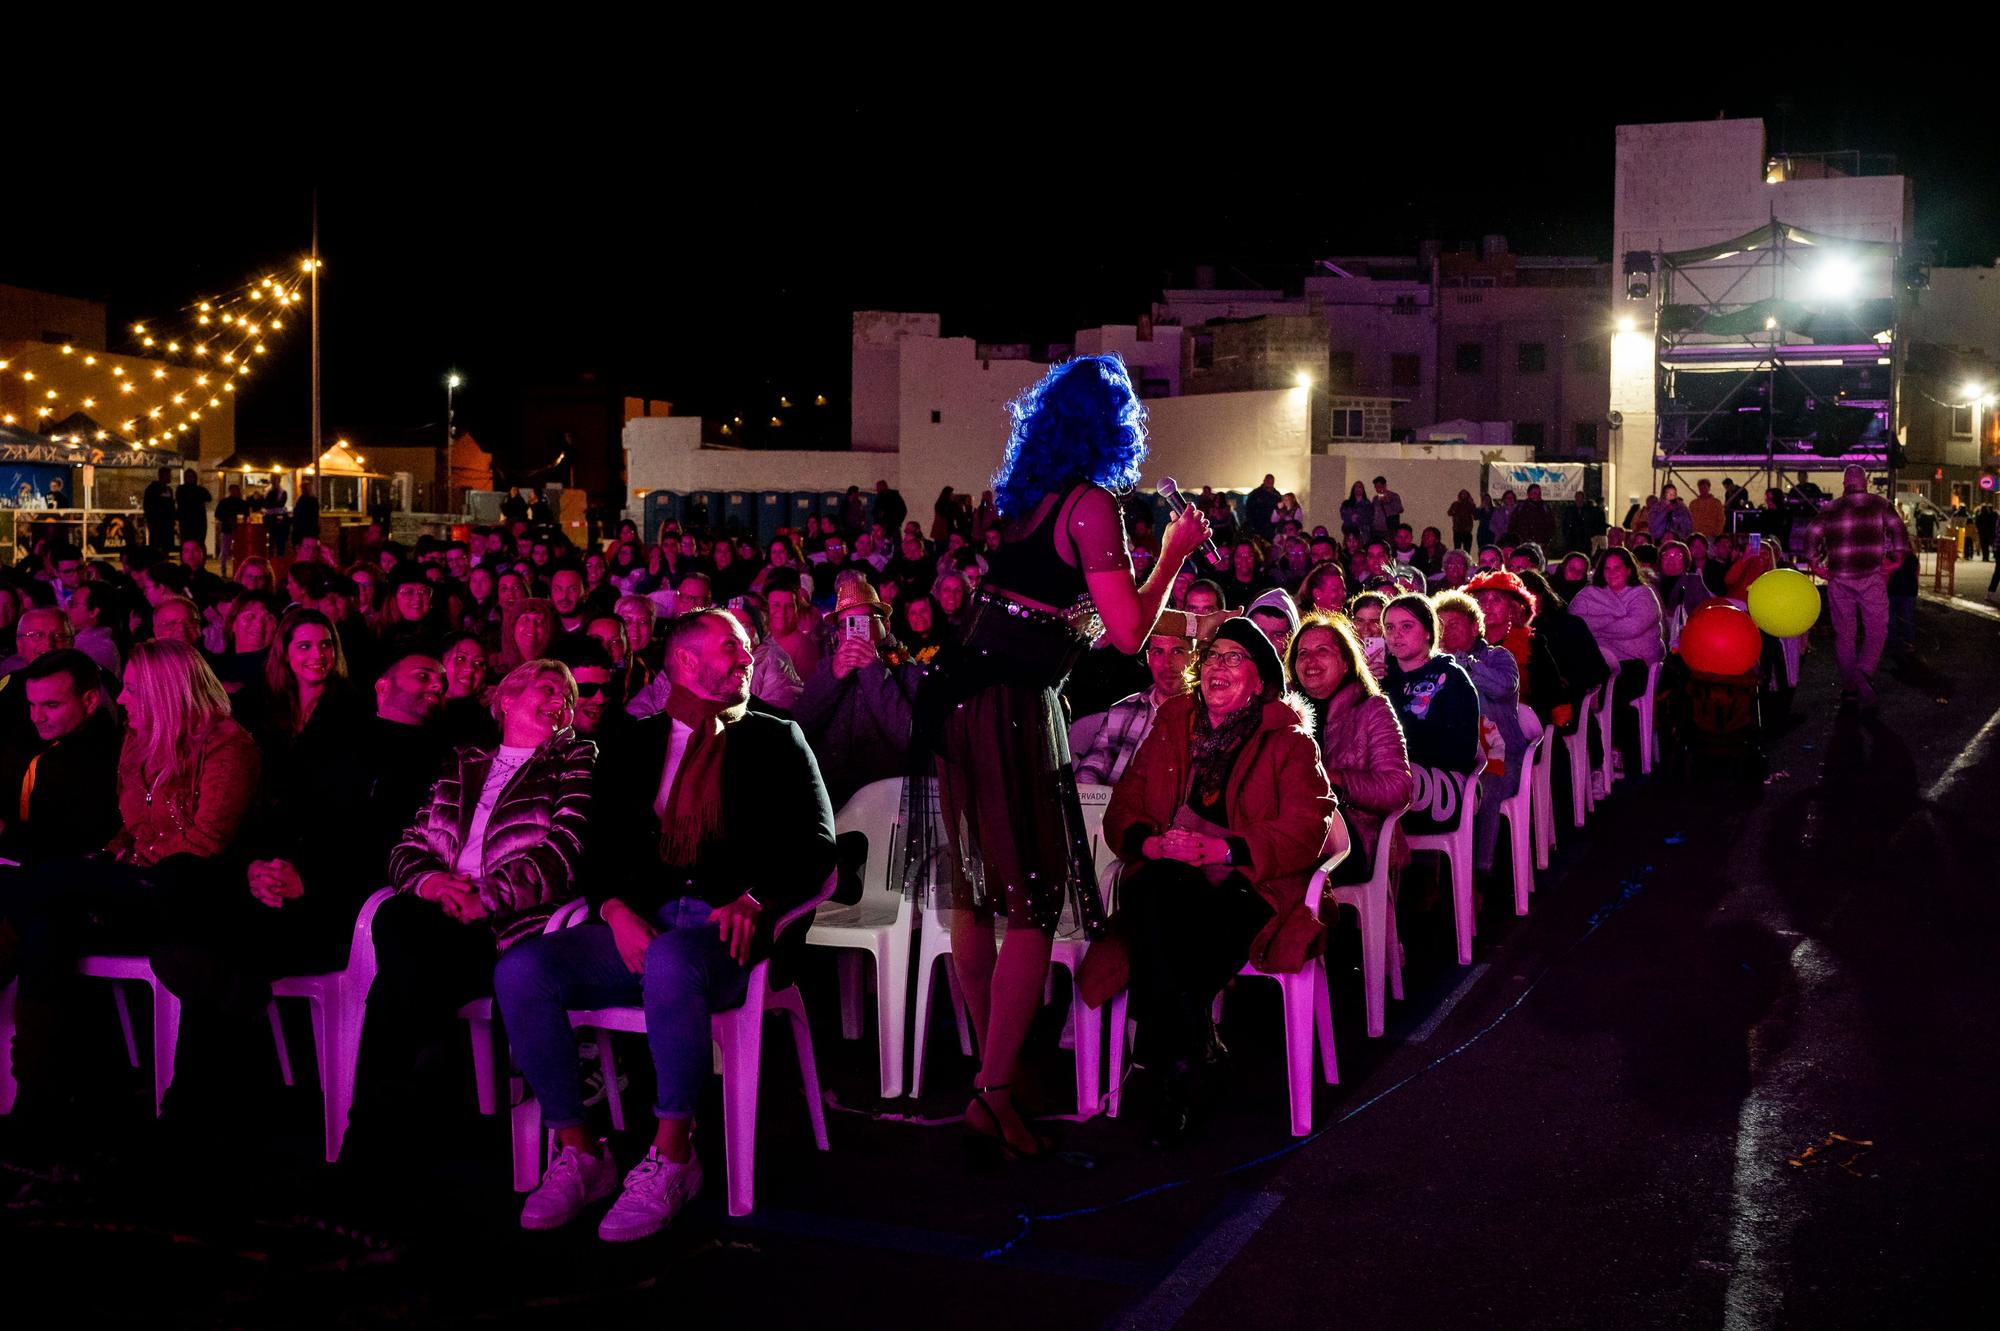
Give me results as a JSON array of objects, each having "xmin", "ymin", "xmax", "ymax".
[
  {"xmin": 805, "ymin": 778, "xmax": 917, "ymax": 1099},
  {"xmin": 1405, "ymin": 770, "xmax": 1479, "ymax": 965},
  {"xmin": 517, "ymin": 873, "xmax": 839, "ymax": 1217}
]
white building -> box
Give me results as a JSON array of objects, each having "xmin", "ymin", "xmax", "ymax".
[{"xmin": 1609, "ymin": 118, "xmax": 1913, "ymax": 508}]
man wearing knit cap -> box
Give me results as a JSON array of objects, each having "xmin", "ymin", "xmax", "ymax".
[
  {"xmin": 1245, "ymin": 588, "xmax": 1301, "ymax": 656},
  {"xmin": 1073, "ymin": 609, "xmax": 1203, "ymax": 787}
]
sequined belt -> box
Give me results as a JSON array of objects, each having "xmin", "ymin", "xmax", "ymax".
[{"xmin": 958, "ymin": 587, "xmax": 1098, "ymax": 687}]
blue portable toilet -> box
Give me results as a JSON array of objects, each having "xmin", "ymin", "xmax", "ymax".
[
  {"xmin": 755, "ymin": 491, "xmax": 786, "ymax": 546},
  {"xmin": 642, "ymin": 491, "xmax": 682, "ymax": 544},
  {"xmin": 819, "ymin": 492, "xmax": 847, "ymax": 530},
  {"xmin": 722, "ymin": 490, "xmax": 752, "ymax": 536},
  {"xmin": 787, "ymin": 491, "xmax": 817, "ymax": 534},
  {"xmin": 683, "ymin": 490, "xmax": 720, "ymax": 534}
]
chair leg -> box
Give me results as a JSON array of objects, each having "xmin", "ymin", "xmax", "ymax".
[
  {"xmin": 774, "ymin": 988, "xmax": 830, "ymax": 1150},
  {"xmin": 945, "ymin": 963, "xmax": 974, "ymax": 1057},
  {"xmin": 910, "ymin": 951, "xmax": 940, "ymax": 1098},
  {"xmin": 875, "ymin": 927, "xmax": 910, "ymax": 1100},
  {"xmin": 1357, "ymin": 887, "xmax": 1386, "ymax": 1038},
  {"xmin": 147, "ymin": 981, "xmax": 181, "ymax": 1117},
  {"xmin": 1280, "ymin": 974, "xmax": 1315, "ymax": 1137},
  {"xmin": 835, "ymin": 951, "xmax": 865, "ymax": 1042},
  {"xmin": 1387, "ymin": 899, "xmax": 1406, "ymax": 1002},
  {"xmin": 510, "ymin": 1088, "xmax": 545, "ymax": 1192},
  {"xmin": 1510, "ymin": 812, "xmax": 1533, "ymax": 916},
  {"xmin": 268, "ymin": 1000, "xmax": 295, "ymax": 1087},
  {"xmin": 0, "ymin": 979, "xmax": 17, "ymax": 1116},
  {"xmin": 112, "ymin": 982, "xmax": 139, "ymax": 1069},
  {"xmin": 468, "ymin": 1015, "xmax": 498, "ymax": 1116},
  {"xmin": 1105, "ymin": 993, "xmax": 1129, "ymax": 1119},
  {"xmin": 1072, "ymin": 987, "xmax": 1102, "ymax": 1119},
  {"xmin": 715, "ymin": 1002, "xmax": 767, "ymax": 1218},
  {"xmin": 1450, "ymin": 849, "xmax": 1475, "ymax": 966},
  {"xmin": 310, "ymin": 997, "xmax": 343, "ymax": 1164},
  {"xmin": 597, "ymin": 1031, "xmax": 626, "ymax": 1134},
  {"xmin": 1312, "ymin": 963, "xmax": 1338, "ymax": 1086},
  {"xmin": 329, "ymin": 987, "xmax": 367, "ymax": 1162}
]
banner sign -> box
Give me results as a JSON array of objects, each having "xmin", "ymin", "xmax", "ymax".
[{"xmin": 1493, "ymin": 463, "xmax": 1588, "ymax": 502}]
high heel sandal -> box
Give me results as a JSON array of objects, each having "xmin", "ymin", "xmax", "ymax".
[{"xmin": 962, "ymin": 1083, "xmax": 1053, "ymax": 1171}]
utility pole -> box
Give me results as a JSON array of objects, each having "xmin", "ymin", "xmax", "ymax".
[{"xmin": 310, "ymin": 190, "xmax": 322, "ymax": 514}]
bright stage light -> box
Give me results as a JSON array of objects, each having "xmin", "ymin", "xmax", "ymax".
[
  {"xmin": 1294, "ymin": 371, "xmax": 1313, "ymax": 390},
  {"xmin": 1616, "ymin": 316, "xmax": 1637, "ymax": 335},
  {"xmin": 1813, "ymin": 255, "xmax": 1860, "ymax": 301}
]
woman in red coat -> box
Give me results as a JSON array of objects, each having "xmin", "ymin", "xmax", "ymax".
[{"xmin": 1104, "ymin": 618, "xmax": 1338, "ymax": 1146}]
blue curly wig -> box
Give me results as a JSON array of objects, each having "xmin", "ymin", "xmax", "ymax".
[{"xmin": 991, "ymin": 354, "xmax": 1148, "ymax": 519}]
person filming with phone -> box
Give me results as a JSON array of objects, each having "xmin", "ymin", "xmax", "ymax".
[{"xmin": 793, "ymin": 576, "xmax": 926, "ymax": 809}]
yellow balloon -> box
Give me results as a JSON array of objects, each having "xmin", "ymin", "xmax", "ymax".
[{"xmin": 1747, "ymin": 568, "xmax": 1820, "ymax": 638}]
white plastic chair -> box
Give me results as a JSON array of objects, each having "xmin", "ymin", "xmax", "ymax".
[
  {"xmin": 1496, "ymin": 711, "xmax": 1546, "ymax": 918},
  {"xmin": 515, "ymin": 873, "xmax": 839, "ymax": 1217},
  {"xmin": 1531, "ymin": 709, "xmax": 1558, "ymax": 870},
  {"xmin": 1633, "ymin": 660, "xmax": 1663, "ymax": 774},
  {"xmin": 73, "ymin": 955, "xmax": 183, "ymax": 1117},
  {"xmin": 2, "ymin": 955, "xmax": 199, "ymax": 1118},
  {"xmin": 1564, "ymin": 685, "xmax": 1601, "ymax": 827},
  {"xmin": 911, "ymin": 783, "xmax": 1116, "ymax": 1117},
  {"xmin": 1327, "ymin": 815, "xmax": 1407, "ymax": 1039},
  {"xmin": 458, "ymin": 899, "xmax": 591, "ymax": 1116},
  {"xmin": 1592, "ymin": 677, "xmax": 1619, "ymax": 798},
  {"xmin": 804, "ymin": 778, "xmax": 916, "ymax": 1099},
  {"xmin": 1404, "ymin": 770, "xmax": 1479, "ymax": 965},
  {"xmin": 1105, "ymin": 820, "xmax": 1351, "ymax": 1137},
  {"xmin": 264, "ymin": 886, "xmax": 395, "ymax": 1162}
]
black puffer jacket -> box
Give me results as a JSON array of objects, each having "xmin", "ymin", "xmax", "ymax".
[{"xmin": 389, "ymin": 731, "xmax": 597, "ymax": 949}]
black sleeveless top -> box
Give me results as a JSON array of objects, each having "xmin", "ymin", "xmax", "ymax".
[{"xmin": 984, "ymin": 483, "xmax": 1092, "ymax": 608}]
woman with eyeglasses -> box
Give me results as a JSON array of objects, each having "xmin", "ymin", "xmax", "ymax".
[{"xmin": 1103, "ymin": 617, "xmax": 1338, "ymax": 1146}]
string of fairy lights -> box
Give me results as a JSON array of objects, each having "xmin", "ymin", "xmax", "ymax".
[{"xmin": 1, "ymin": 261, "xmax": 312, "ymax": 450}]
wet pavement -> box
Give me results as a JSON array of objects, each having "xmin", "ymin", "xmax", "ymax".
[{"xmin": 4, "ymin": 599, "xmax": 1997, "ymax": 1329}]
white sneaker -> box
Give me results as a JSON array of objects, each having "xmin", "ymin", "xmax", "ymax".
[
  {"xmin": 520, "ymin": 1143, "xmax": 619, "ymax": 1231},
  {"xmin": 598, "ymin": 1147, "xmax": 702, "ymax": 1242}
]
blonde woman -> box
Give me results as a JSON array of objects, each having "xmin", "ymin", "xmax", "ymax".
[
  {"xmin": 0, "ymin": 640, "xmax": 259, "ymax": 1120},
  {"xmin": 345, "ymin": 659, "xmax": 596, "ymax": 1150}
]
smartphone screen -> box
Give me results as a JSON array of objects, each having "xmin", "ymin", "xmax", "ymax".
[{"xmin": 1747, "ymin": 533, "xmax": 1763, "ymax": 555}]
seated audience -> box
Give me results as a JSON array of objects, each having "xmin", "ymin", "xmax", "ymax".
[
  {"xmin": 1285, "ymin": 613, "xmax": 1412, "ymax": 884},
  {"xmin": 793, "ymin": 580, "xmax": 926, "ymax": 808},
  {"xmin": 554, "ymin": 636, "xmax": 630, "ymax": 745},
  {"xmin": 0, "ymin": 641, "xmax": 258, "ymax": 1122},
  {"xmin": 1102, "ymin": 618, "xmax": 1338, "ymax": 1147},
  {"xmin": 1071, "ymin": 610, "xmax": 1199, "ymax": 788},
  {"xmin": 440, "ymin": 629, "xmax": 499, "ymax": 746},
  {"xmin": 68, "ymin": 583, "xmax": 126, "ymax": 680},
  {"xmin": 1245, "ymin": 588, "xmax": 1300, "ymax": 655},
  {"xmin": 1568, "ymin": 549, "xmax": 1664, "ymax": 775},
  {"xmin": 492, "ymin": 609, "xmax": 834, "ymax": 1240},
  {"xmin": 347, "ymin": 660, "xmax": 596, "ymax": 1150},
  {"xmin": 0, "ymin": 649, "xmax": 123, "ymax": 868},
  {"xmin": 1434, "ymin": 591, "xmax": 1526, "ymax": 878},
  {"xmin": 1380, "ymin": 594, "xmax": 1482, "ymax": 832}
]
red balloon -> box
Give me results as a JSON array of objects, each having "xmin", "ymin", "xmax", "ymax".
[{"xmin": 1678, "ymin": 602, "xmax": 1761, "ymax": 676}]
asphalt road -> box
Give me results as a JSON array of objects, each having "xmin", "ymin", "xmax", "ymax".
[{"xmin": 4, "ymin": 597, "xmax": 1997, "ymax": 1329}]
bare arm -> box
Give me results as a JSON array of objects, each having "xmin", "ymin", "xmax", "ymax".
[{"xmin": 1076, "ymin": 488, "xmax": 1211, "ymax": 654}]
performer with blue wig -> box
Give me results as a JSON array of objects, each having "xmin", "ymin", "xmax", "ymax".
[{"xmin": 914, "ymin": 354, "xmax": 1210, "ymax": 1164}]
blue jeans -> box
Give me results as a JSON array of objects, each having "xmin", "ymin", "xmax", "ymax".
[{"xmin": 492, "ymin": 897, "xmax": 751, "ymax": 1128}]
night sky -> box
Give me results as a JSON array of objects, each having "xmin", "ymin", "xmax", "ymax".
[{"xmin": 5, "ymin": 91, "xmax": 1995, "ymax": 477}]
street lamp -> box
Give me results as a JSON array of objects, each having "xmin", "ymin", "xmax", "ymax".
[{"xmin": 446, "ymin": 372, "xmax": 463, "ymax": 452}]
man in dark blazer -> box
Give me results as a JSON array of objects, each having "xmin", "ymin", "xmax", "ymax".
[
  {"xmin": 0, "ymin": 649, "xmax": 122, "ymax": 867},
  {"xmin": 491, "ymin": 608, "xmax": 835, "ymax": 1243}
]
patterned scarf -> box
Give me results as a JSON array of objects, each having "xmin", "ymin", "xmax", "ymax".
[
  {"xmin": 1187, "ymin": 690, "xmax": 1270, "ymax": 805},
  {"xmin": 658, "ymin": 683, "xmax": 747, "ymax": 865}
]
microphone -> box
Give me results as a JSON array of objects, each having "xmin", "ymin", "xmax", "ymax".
[{"xmin": 1156, "ymin": 476, "xmax": 1221, "ymax": 565}]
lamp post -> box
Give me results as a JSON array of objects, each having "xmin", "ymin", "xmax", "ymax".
[{"xmin": 445, "ymin": 373, "xmax": 462, "ymax": 513}]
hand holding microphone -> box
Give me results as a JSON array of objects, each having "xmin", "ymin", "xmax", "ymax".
[{"xmin": 1156, "ymin": 476, "xmax": 1219, "ymax": 567}]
